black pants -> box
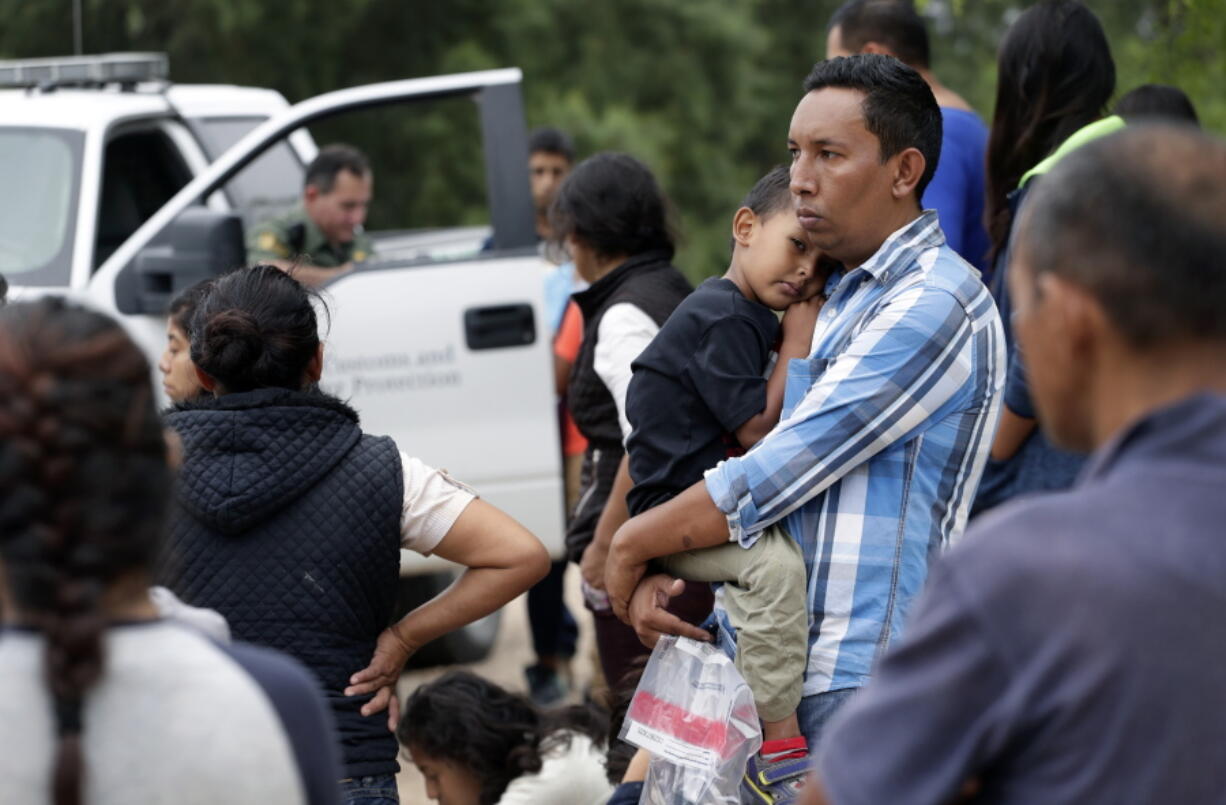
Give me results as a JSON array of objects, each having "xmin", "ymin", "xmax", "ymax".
[{"xmin": 527, "ymin": 559, "xmax": 578, "ymax": 660}]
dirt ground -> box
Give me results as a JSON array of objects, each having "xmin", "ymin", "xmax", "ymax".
[{"xmin": 394, "ymin": 570, "xmax": 596, "ymax": 803}]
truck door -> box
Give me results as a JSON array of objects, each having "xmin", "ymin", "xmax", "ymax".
[{"xmin": 89, "ymin": 69, "xmax": 565, "ymax": 560}]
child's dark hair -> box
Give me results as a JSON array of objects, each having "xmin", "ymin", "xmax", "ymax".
[
  {"xmin": 529, "ymin": 127, "xmax": 575, "ymax": 163},
  {"xmin": 167, "ymin": 279, "xmax": 214, "ymax": 335},
  {"xmin": 0, "ymin": 273, "xmax": 8, "ymax": 305},
  {"xmin": 1114, "ymin": 84, "xmax": 1199, "ymax": 126},
  {"xmin": 398, "ymin": 670, "xmax": 609, "ymax": 805},
  {"xmin": 0, "ymin": 297, "xmax": 171, "ymax": 805},
  {"xmin": 190, "ymin": 265, "xmax": 324, "ymax": 393},
  {"xmin": 731, "ymin": 166, "xmax": 794, "ymax": 251},
  {"xmin": 742, "ymin": 165, "xmax": 793, "ymax": 219},
  {"xmin": 549, "ymin": 152, "xmax": 675, "ymax": 260}
]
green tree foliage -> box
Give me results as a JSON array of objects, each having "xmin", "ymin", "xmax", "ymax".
[{"xmin": 1, "ymin": 0, "xmax": 1222, "ymax": 280}]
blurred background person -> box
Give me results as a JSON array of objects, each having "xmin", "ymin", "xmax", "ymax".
[
  {"xmin": 158, "ymin": 279, "xmax": 213, "ymax": 404},
  {"xmin": 0, "ymin": 298, "xmax": 343, "ymax": 805},
  {"xmin": 524, "ymin": 126, "xmax": 584, "ymax": 706},
  {"xmin": 1114, "ymin": 83, "xmax": 1200, "ymax": 125},
  {"xmin": 826, "ymin": 0, "xmax": 991, "ymax": 275},
  {"xmin": 247, "ymin": 144, "xmax": 375, "ymax": 287},
  {"xmin": 973, "ymin": 0, "xmax": 1117, "ymax": 516}
]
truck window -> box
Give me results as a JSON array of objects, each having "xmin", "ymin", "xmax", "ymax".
[
  {"xmin": 0, "ymin": 128, "xmax": 83, "ymax": 286},
  {"xmin": 304, "ymin": 97, "xmax": 496, "ymax": 263},
  {"xmin": 192, "ymin": 117, "xmax": 304, "ymax": 228},
  {"xmin": 94, "ymin": 128, "xmax": 194, "ymax": 270}
]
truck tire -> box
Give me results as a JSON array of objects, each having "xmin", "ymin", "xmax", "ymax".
[{"xmin": 392, "ymin": 571, "xmax": 502, "ymax": 670}]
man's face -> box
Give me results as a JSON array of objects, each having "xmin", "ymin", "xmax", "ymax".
[
  {"xmin": 788, "ymin": 87, "xmax": 901, "ymax": 266},
  {"xmin": 304, "ymin": 168, "xmax": 372, "ymax": 245},
  {"xmin": 825, "ymin": 24, "xmax": 853, "ymax": 58},
  {"xmin": 1008, "ymin": 231, "xmax": 1095, "ymax": 451},
  {"xmin": 529, "ymin": 151, "xmax": 571, "ymax": 214}
]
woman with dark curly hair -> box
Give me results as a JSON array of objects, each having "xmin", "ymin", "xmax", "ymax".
[
  {"xmin": 398, "ymin": 671, "xmax": 612, "ymax": 804},
  {"xmin": 0, "ymin": 298, "xmax": 342, "ymax": 805}
]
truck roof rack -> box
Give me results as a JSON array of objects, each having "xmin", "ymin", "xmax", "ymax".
[{"xmin": 0, "ymin": 52, "xmax": 168, "ymax": 89}]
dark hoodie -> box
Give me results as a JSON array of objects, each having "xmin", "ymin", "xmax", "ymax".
[{"xmin": 162, "ymin": 387, "xmax": 404, "ymax": 778}]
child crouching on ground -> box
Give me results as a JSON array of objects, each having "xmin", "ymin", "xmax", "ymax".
[{"xmin": 622, "ymin": 166, "xmax": 833, "ymax": 803}]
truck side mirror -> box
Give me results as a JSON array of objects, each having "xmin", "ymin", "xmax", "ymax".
[{"xmin": 115, "ymin": 208, "xmax": 245, "ymax": 315}]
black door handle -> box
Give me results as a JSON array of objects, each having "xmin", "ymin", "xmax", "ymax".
[{"xmin": 464, "ymin": 303, "xmax": 536, "ymax": 350}]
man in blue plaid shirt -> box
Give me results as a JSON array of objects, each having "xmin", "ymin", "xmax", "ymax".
[{"xmin": 606, "ymin": 54, "xmax": 1005, "ymax": 781}]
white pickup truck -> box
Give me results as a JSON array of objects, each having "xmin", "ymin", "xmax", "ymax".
[{"xmin": 0, "ymin": 53, "xmax": 565, "ymax": 665}]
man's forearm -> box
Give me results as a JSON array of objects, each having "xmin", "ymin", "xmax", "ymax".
[{"xmin": 610, "ymin": 479, "xmax": 730, "ymax": 565}]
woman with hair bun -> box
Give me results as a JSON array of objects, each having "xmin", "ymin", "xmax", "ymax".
[
  {"xmin": 0, "ymin": 297, "xmax": 343, "ymax": 805},
  {"xmin": 161, "ymin": 264, "xmax": 550, "ymax": 805}
]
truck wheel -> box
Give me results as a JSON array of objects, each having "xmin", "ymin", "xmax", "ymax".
[{"xmin": 392, "ymin": 572, "xmax": 502, "ymax": 670}]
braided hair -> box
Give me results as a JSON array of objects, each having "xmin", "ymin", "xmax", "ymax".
[{"xmin": 0, "ymin": 297, "xmax": 171, "ymax": 805}]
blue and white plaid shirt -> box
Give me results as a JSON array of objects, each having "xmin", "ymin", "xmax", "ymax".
[{"xmin": 704, "ymin": 211, "xmax": 1005, "ymax": 696}]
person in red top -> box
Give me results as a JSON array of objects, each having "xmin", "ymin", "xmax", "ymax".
[{"xmin": 524, "ymin": 298, "xmax": 588, "ymax": 705}]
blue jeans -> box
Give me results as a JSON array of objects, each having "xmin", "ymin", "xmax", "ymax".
[
  {"xmin": 797, "ymin": 688, "xmax": 858, "ymax": 748},
  {"xmin": 340, "ymin": 774, "xmax": 398, "ymax": 805}
]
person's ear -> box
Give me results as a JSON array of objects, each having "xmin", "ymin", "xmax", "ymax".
[
  {"xmin": 194, "ymin": 366, "xmax": 219, "ymax": 395},
  {"xmin": 890, "ymin": 147, "xmax": 926, "ymax": 203},
  {"xmin": 305, "ymin": 343, "xmax": 325, "ymax": 386},
  {"xmin": 731, "ymin": 207, "xmax": 757, "ymax": 248},
  {"xmin": 1043, "ymin": 274, "xmax": 1108, "ymax": 357},
  {"xmin": 303, "ymin": 184, "xmax": 321, "ymax": 204}
]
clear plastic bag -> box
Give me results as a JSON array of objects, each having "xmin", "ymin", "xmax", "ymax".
[{"xmin": 619, "ymin": 635, "xmax": 762, "ymax": 804}]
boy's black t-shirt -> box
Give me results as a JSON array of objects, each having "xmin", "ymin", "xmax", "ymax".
[{"xmin": 625, "ymin": 277, "xmax": 780, "ymax": 516}]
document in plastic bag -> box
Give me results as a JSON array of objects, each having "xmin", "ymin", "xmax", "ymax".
[{"xmin": 620, "ymin": 635, "xmax": 762, "ymax": 804}]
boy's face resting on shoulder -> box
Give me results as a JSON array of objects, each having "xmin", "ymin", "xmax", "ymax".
[{"xmin": 729, "ymin": 206, "xmax": 827, "ymax": 310}]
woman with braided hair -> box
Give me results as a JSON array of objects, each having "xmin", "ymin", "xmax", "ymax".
[
  {"xmin": 0, "ymin": 297, "xmax": 343, "ymax": 804},
  {"xmin": 161, "ymin": 264, "xmax": 550, "ymax": 805}
]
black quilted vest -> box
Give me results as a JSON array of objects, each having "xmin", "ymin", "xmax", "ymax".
[
  {"xmin": 162, "ymin": 387, "xmax": 403, "ymax": 778},
  {"xmin": 565, "ymin": 251, "xmax": 692, "ymax": 559}
]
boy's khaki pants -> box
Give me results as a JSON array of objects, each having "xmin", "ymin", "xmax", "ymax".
[{"xmin": 657, "ymin": 525, "xmax": 808, "ymax": 723}]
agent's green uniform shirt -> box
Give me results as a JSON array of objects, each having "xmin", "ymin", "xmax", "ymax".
[{"xmin": 246, "ymin": 207, "xmax": 374, "ymax": 267}]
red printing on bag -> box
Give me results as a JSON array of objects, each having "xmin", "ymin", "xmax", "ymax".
[{"xmin": 628, "ymin": 690, "xmax": 729, "ymax": 751}]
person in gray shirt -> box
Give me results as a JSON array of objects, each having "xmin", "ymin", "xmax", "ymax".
[
  {"xmin": 0, "ymin": 298, "xmax": 341, "ymax": 805},
  {"xmin": 805, "ymin": 125, "xmax": 1226, "ymax": 804}
]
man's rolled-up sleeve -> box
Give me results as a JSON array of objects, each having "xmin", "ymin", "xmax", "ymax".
[{"xmin": 704, "ymin": 285, "xmax": 975, "ymax": 545}]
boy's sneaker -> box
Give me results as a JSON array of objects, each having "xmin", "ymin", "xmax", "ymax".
[
  {"xmin": 524, "ymin": 663, "xmax": 568, "ymax": 706},
  {"xmin": 742, "ymin": 737, "xmax": 810, "ymax": 804}
]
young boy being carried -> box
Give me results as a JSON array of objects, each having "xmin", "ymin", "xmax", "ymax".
[{"xmin": 623, "ymin": 166, "xmax": 829, "ymax": 803}]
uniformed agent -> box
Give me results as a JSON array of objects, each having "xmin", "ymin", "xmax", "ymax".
[{"xmin": 247, "ymin": 143, "xmax": 375, "ymax": 287}]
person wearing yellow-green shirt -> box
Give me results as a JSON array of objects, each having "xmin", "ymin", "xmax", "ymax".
[{"xmin": 247, "ymin": 144, "xmax": 375, "ymax": 287}]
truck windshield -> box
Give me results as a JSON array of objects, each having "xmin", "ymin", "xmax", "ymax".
[{"xmin": 0, "ymin": 128, "xmax": 83, "ymax": 286}]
